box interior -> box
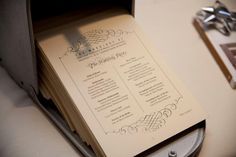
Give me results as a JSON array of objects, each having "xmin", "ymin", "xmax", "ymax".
[{"xmin": 31, "ymin": 0, "xmax": 134, "ymax": 33}]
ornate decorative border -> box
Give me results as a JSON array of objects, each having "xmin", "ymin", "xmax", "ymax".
[
  {"xmin": 60, "ymin": 29, "xmax": 131, "ymax": 59},
  {"xmin": 220, "ymin": 43, "xmax": 236, "ymax": 70},
  {"xmin": 107, "ymin": 96, "xmax": 183, "ymax": 135}
]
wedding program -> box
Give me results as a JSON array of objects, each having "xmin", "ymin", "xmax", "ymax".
[{"xmin": 36, "ymin": 9, "xmax": 206, "ymax": 157}]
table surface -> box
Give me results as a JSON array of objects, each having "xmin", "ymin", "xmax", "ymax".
[{"xmin": 0, "ymin": 0, "xmax": 236, "ymax": 157}]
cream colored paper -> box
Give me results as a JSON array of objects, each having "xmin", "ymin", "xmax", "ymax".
[{"xmin": 36, "ymin": 11, "xmax": 205, "ymax": 157}]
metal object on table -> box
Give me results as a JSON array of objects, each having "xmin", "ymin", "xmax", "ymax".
[
  {"xmin": 0, "ymin": 1, "xmax": 206, "ymax": 156},
  {"xmin": 141, "ymin": 123, "xmax": 205, "ymax": 157},
  {"xmin": 196, "ymin": 0, "xmax": 236, "ymax": 36}
]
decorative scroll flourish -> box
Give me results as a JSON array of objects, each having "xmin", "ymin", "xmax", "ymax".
[
  {"xmin": 80, "ymin": 29, "xmax": 130, "ymax": 45},
  {"xmin": 60, "ymin": 29, "xmax": 131, "ymax": 59},
  {"xmin": 107, "ymin": 96, "xmax": 183, "ymax": 135}
]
